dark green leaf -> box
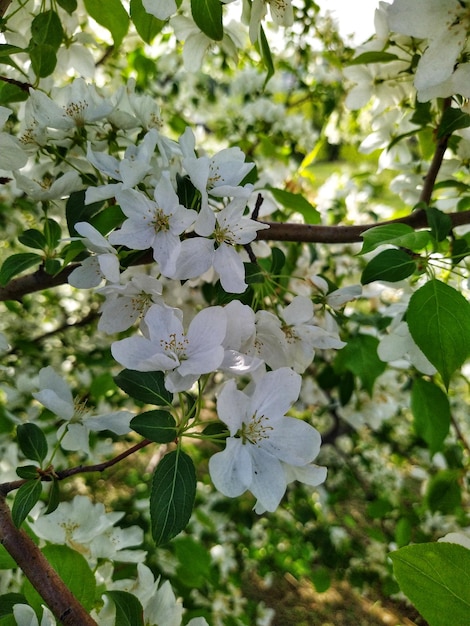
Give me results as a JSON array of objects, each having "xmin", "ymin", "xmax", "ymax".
[
  {"xmin": 411, "ymin": 379, "xmax": 450, "ymax": 454},
  {"xmin": 425, "ymin": 207, "xmax": 452, "ymax": 241},
  {"xmin": 131, "ymin": 410, "xmax": 177, "ymax": 443},
  {"xmin": 83, "ymin": 0, "xmax": 130, "ymax": 47},
  {"xmin": 0, "ymin": 44, "xmax": 24, "ymax": 57},
  {"xmin": 407, "ymin": 280, "xmax": 470, "ymax": 387},
  {"xmin": 150, "ymin": 449, "xmax": 196, "ymax": 545},
  {"xmin": 114, "ymin": 369, "xmax": 173, "ymax": 406},
  {"xmin": 43, "ymin": 218, "xmax": 62, "ymax": 249},
  {"xmin": 18, "ymin": 229, "xmax": 47, "ymax": 251},
  {"xmin": 0, "ymin": 253, "xmax": 42, "ymax": 286},
  {"xmin": 23, "ymin": 545, "xmax": 96, "ymax": 613},
  {"xmin": 174, "ymin": 536, "xmax": 211, "ymax": 587},
  {"xmin": 16, "ymin": 465, "xmax": 40, "ymax": 479},
  {"xmin": 348, "ymin": 51, "xmax": 399, "ymax": 65},
  {"xmin": 130, "ymin": 0, "xmax": 165, "ymax": 43},
  {"xmin": 360, "ymin": 223, "xmax": 415, "ymax": 255},
  {"xmin": 334, "ymin": 334, "xmax": 386, "ymax": 395},
  {"xmin": 105, "ymin": 591, "xmax": 144, "ymax": 626},
  {"xmin": 451, "ymin": 238, "xmax": 470, "ymax": 265},
  {"xmin": 0, "ymin": 81, "xmax": 29, "ymax": 105},
  {"xmin": 270, "ymin": 247, "xmax": 286, "ymax": 275},
  {"xmin": 425, "ymin": 470, "xmax": 461, "ymax": 514},
  {"xmin": 66, "ymin": 190, "xmax": 104, "ymax": 236},
  {"xmin": 390, "ymin": 543, "xmax": 470, "ymax": 626},
  {"xmin": 268, "ymin": 187, "xmax": 320, "ymax": 224},
  {"xmin": 0, "ymin": 593, "xmax": 27, "ymax": 616},
  {"xmin": 29, "ymin": 43, "xmax": 57, "ymax": 78},
  {"xmin": 11, "ymin": 480, "xmax": 42, "ymax": 528},
  {"xmin": 410, "ymin": 101, "xmax": 432, "ymax": 126},
  {"xmin": 16, "ymin": 423, "xmax": 48, "ymax": 464},
  {"xmin": 56, "ymin": 0, "xmax": 78, "ymax": 13},
  {"xmin": 191, "ymin": 0, "xmax": 223, "ymax": 41},
  {"xmin": 31, "ymin": 11, "xmax": 64, "ymax": 50},
  {"xmin": 437, "ymin": 107, "xmax": 470, "ymax": 138},
  {"xmin": 45, "ymin": 478, "xmax": 60, "ymax": 514},
  {"xmin": 361, "ymin": 249, "xmax": 416, "ymax": 284},
  {"xmin": 258, "ymin": 25, "xmax": 274, "ymax": 85}
]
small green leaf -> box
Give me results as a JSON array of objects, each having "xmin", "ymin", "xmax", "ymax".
[
  {"xmin": 411, "ymin": 379, "xmax": 450, "ymax": 454},
  {"xmin": 131, "ymin": 410, "xmax": 177, "ymax": 443},
  {"xmin": 348, "ymin": 51, "xmax": 399, "ymax": 65},
  {"xmin": 174, "ymin": 536, "xmax": 211, "ymax": 587},
  {"xmin": 43, "ymin": 218, "xmax": 62, "ymax": 249},
  {"xmin": 270, "ymin": 246, "xmax": 286, "ymax": 275},
  {"xmin": 0, "ymin": 253, "xmax": 43, "ymax": 286},
  {"xmin": 18, "ymin": 229, "xmax": 47, "ymax": 251},
  {"xmin": 16, "ymin": 465, "xmax": 40, "ymax": 479},
  {"xmin": 23, "ymin": 545, "xmax": 96, "ymax": 613},
  {"xmin": 268, "ymin": 187, "xmax": 320, "ymax": 224},
  {"xmin": 84, "ymin": 0, "xmax": 130, "ymax": 47},
  {"xmin": 191, "ymin": 0, "xmax": 223, "ymax": 41},
  {"xmin": 425, "ymin": 470, "xmax": 461, "ymax": 514},
  {"xmin": 0, "ymin": 44, "xmax": 24, "ymax": 57},
  {"xmin": 0, "ymin": 593, "xmax": 27, "ymax": 616},
  {"xmin": 258, "ymin": 25, "xmax": 274, "ymax": 85},
  {"xmin": 29, "ymin": 43, "xmax": 57, "ymax": 78},
  {"xmin": 66, "ymin": 190, "xmax": 104, "ymax": 236},
  {"xmin": 16, "ymin": 423, "xmax": 48, "ymax": 464},
  {"xmin": 437, "ymin": 107, "xmax": 470, "ymax": 138},
  {"xmin": 11, "ymin": 480, "xmax": 42, "ymax": 528},
  {"xmin": 105, "ymin": 591, "xmax": 144, "ymax": 626},
  {"xmin": 114, "ymin": 369, "xmax": 173, "ymax": 406},
  {"xmin": 31, "ymin": 10, "xmax": 64, "ymax": 50},
  {"xmin": 150, "ymin": 449, "xmax": 196, "ymax": 545},
  {"xmin": 56, "ymin": 0, "xmax": 78, "ymax": 13},
  {"xmin": 130, "ymin": 0, "xmax": 165, "ymax": 43},
  {"xmin": 389, "ymin": 543, "xmax": 470, "ymax": 626},
  {"xmin": 361, "ymin": 249, "xmax": 416, "ymax": 284},
  {"xmin": 360, "ymin": 223, "xmax": 414, "ymax": 255},
  {"xmin": 45, "ymin": 478, "xmax": 60, "ymax": 514},
  {"xmin": 334, "ymin": 334, "xmax": 386, "ymax": 395},
  {"xmin": 407, "ymin": 279, "xmax": 470, "ymax": 387},
  {"xmin": 425, "ymin": 206, "xmax": 452, "ymax": 241}
]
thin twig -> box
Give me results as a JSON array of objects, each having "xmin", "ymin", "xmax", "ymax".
[{"xmin": 0, "ymin": 0, "xmax": 11, "ymax": 18}]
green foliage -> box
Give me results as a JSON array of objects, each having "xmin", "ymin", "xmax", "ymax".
[
  {"xmin": 361, "ymin": 249, "xmax": 417, "ymax": 284},
  {"xmin": 83, "ymin": 0, "xmax": 130, "ymax": 47},
  {"xmin": 16, "ymin": 423, "xmax": 48, "ymax": 464},
  {"xmin": 334, "ymin": 334, "xmax": 386, "ymax": 394},
  {"xmin": 11, "ymin": 480, "xmax": 42, "ymax": 528},
  {"xmin": 150, "ymin": 449, "xmax": 197, "ymax": 545},
  {"xmin": 114, "ymin": 369, "xmax": 173, "ymax": 406},
  {"xmin": 191, "ymin": 0, "xmax": 223, "ymax": 41},
  {"xmin": 411, "ymin": 378, "xmax": 450, "ymax": 454},
  {"xmin": 0, "ymin": 253, "xmax": 43, "ymax": 286},
  {"xmin": 437, "ymin": 107, "xmax": 470, "ymax": 138},
  {"xmin": 268, "ymin": 187, "xmax": 320, "ymax": 223},
  {"xmin": 390, "ymin": 543, "xmax": 470, "ymax": 626},
  {"xmin": 105, "ymin": 591, "xmax": 144, "ymax": 626},
  {"xmin": 407, "ymin": 279, "xmax": 470, "ymax": 388},
  {"xmin": 131, "ymin": 410, "xmax": 177, "ymax": 443},
  {"xmin": 130, "ymin": 0, "xmax": 165, "ymax": 43}
]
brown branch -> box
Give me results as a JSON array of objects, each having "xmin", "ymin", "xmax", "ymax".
[
  {"xmin": 0, "ymin": 494, "xmax": 98, "ymax": 625},
  {"xmin": 0, "ymin": 0, "xmax": 11, "ymax": 18},
  {"xmin": 0, "ymin": 264, "xmax": 78, "ymax": 302},
  {"xmin": 419, "ymin": 98, "xmax": 452, "ymax": 206}
]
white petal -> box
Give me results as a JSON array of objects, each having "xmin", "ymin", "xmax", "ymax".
[{"xmin": 209, "ymin": 438, "xmax": 252, "ymax": 497}]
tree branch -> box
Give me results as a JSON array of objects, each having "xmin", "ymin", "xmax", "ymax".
[
  {"xmin": 0, "ymin": 0, "xmax": 11, "ymax": 18},
  {"xmin": 0, "ymin": 495, "xmax": 98, "ymax": 625}
]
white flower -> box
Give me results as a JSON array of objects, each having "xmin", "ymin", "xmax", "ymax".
[
  {"xmin": 68, "ymin": 222, "xmax": 120, "ymax": 289},
  {"xmin": 377, "ymin": 320, "xmax": 437, "ymax": 375},
  {"xmin": 438, "ymin": 531, "xmax": 470, "ymax": 550},
  {"xmin": 32, "ymin": 366, "xmax": 132, "ymax": 454},
  {"xmin": 97, "ymin": 274, "xmax": 163, "ymax": 334},
  {"xmin": 310, "ymin": 275, "xmax": 362, "ymax": 308},
  {"xmin": 169, "ymin": 191, "xmax": 268, "ymax": 293},
  {"xmin": 181, "ymin": 128, "xmax": 255, "ymax": 235},
  {"xmin": 14, "ymin": 169, "xmax": 83, "ymax": 202},
  {"xmin": 109, "ymin": 178, "xmax": 196, "ymax": 276},
  {"xmin": 386, "ymin": 0, "xmax": 470, "ymax": 100},
  {"xmin": 220, "ymin": 300, "xmax": 264, "ymax": 375},
  {"xmin": 30, "ymin": 495, "xmax": 144, "ymax": 565},
  {"xmin": 247, "ymin": 0, "xmax": 294, "ymax": 43},
  {"xmin": 111, "ymin": 304, "xmax": 227, "ymax": 392},
  {"xmin": 143, "ymin": 0, "xmax": 177, "ymax": 21},
  {"xmin": 209, "ymin": 368, "xmax": 323, "ymax": 512},
  {"xmin": 0, "ymin": 106, "xmax": 28, "ymax": 171},
  {"xmin": 13, "ymin": 604, "xmax": 56, "ymax": 626}
]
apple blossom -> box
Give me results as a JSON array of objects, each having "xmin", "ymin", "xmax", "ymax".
[{"xmin": 68, "ymin": 222, "xmax": 120, "ymax": 289}]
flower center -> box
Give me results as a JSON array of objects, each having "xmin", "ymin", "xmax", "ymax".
[
  {"xmin": 152, "ymin": 207, "xmax": 170, "ymax": 232},
  {"xmin": 160, "ymin": 332, "xmax": 189, "ymax": 361},
  {"xmin": 63, "ymin": 100, "xmax": 88, "ymax": 126},
  {"xmin": 239, "ymin": 411, "xmax": 273, "ymax": 446}
]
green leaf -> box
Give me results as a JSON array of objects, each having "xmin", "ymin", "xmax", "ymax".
[
  {"xmin": 258, "ymin": 25, "xmax": 274, "ymax": 85},
  {"xmin": 407, "ymin": 280, "xmax": 470, "ymax": 387},
  {"xmin": 348, "ymin": 51, "xmax": 399, "ymax": 65},
  {"xmin": 84, "ymin": 0, "xmax": 130, "ymax": 47},
  {"xmin": 45, "ymin": 478, "xmax": 60, "ymax": 514},
  {"xmin": 0, "ymin": 547, "xmax": 18, "ymax": 570},
  {"xmin": 114, "ymin": 369, "xmax": 173, "ymax": 406},
  {"xmin": 270, "ymin": 246, "xmax": 286, "ymax": 275},
  {"xmin": 18, "ymin": 229, "xmax": 47, "ymax": 251},
  {"xmin": 361, "ymin": 249, "xmax": 416, "ymax": 284},
  {"xmin": 66, "ymin": 190, "xmax": 104, "ymax": 236},
  {"xmin": 425, "ymin": 470, "xmax": 461, "ymax": 514},
  {"xmin": 437, "ymin": 107, "xmax": 470, "ymax": 138},
  {"xmin": 29, "ymin": 43, "xmax": 57, "ymax": 78},
  {"xmin": 0, "ymin": 253, "xmax": 43, "ymax": 286},
  {"xmin": 23, "ymin": 545, "xmax": 96, "ymax": 614},
  {"xmin": 0, "ymin": 44, "xmax": 24, "ymax": 57},
  {"xmin": 11, "ymin": 480, "xmax": 42, "ymax": 528},
  {"xmin": 16, "ymin": 423, "xmax": 48, "ymax": 464},
  {"xmin": 360, "ymin": 223, "xmax": 415, "ymax": 255},
  {"xmin": 105, "ymin": 591, "xmax": 144, "ymax": 626},
  {"xmin": 56, "ymin": 0, "xmax": 78, "ymax": 14},
  {"xmin": 31, "ymin": 10, "xmax": 64, "ymax": 50},
  {"xmin": 131, "ymin": 410, "xmax": 177, "ymax": 443},
  {"xmin": 411, "ymin": 379, "xmax": 450, "ymax": 454},
  {"xmin": 130, "ymin": 0, "xmax": 165, "ymax": 43},
  {"xmin": 191, "ymin": 0, "xmax": 223, "ymax": 41},
  {"xmin": 425, "ymin": 206, "xmax": 452, "ymax": 241},
  {"xmin": 0, "ymin": 81, "xmax": 29, "ymax": 105},
  {"xmin": 389, "ymin": 543, "xmax": 470, "ymax": 626},
  {"xmin": 0, "ymin": 593, "xmax": 27, "ymax": 616},
  {"xmin": 174, "ymin": 536, "xmax": 211, "ymax": 587},
  {"xmin": 43, "ymin": 218, "xmax": 62, "ymax": 249},
  {"xmin": 16, "ymin": 465, "xmax": 40, "ymax": 479},
  {"xmin": 150, "ymin": 449, "xmax": 196, "ymax": 546},
  {"xmin": 334, "ymin": 334, "xmax": 386, "ymax": 395},
  {"xmin": 268, "ymin": 187, "xmax": 320, "ymax": 224}
]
